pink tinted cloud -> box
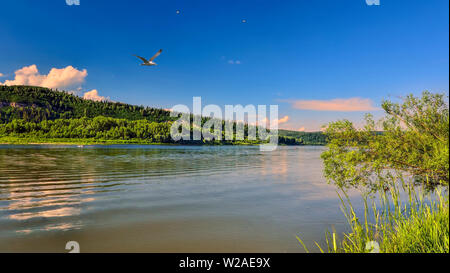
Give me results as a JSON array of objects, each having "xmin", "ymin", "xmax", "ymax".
[
  {"xmin": 289, "ymin": 98, "xmax": 378, "ymax": 112},
  {"xmin": 277, "ymin": 115, "xmax": 290, "ymax": 124},
  {"xmin": 1, "ymin": 64, "xmax": 87, "ymax": 89},
  {"xmin": 261, "ymin": 115, "xmax": 290, "ymax": 128}
]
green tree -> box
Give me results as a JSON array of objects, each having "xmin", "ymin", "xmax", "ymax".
[{"xmin": 321, "ymin": 91, "xmax": 449, "ymax": 191}]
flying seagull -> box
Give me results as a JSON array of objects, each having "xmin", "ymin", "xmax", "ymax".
[{"xmin": 133, "ymin": 49, "xmax": 163, "ymax": 66}]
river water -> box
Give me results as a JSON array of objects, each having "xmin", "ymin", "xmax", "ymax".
[{"xmin": 0, "ymin": 145, "xmax": 358, "ymax": 252}]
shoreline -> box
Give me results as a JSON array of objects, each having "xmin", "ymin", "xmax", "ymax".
[
  {"xmin": 0, "ymin": 137, "xmax": 168, "ymax": 146},
  {"xmin": 0, "ymin": 137, "xmax": 257, "ymax": 146},
  {"xmin": 0, "ymin": 137, "xmax": 325, "ymax": 146}
]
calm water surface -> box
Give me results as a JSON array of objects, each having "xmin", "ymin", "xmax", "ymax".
[{"xmin": 0, "ymin": 145, "xmax": 360, "ymax": 252}]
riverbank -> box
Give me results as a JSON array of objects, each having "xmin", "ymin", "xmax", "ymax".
[
  {"xmin": 0, "ymin": 136, "xmax": 175, "ymax": 145},
  {"xmin": 0, "ymin": 136, "xmax": 292, "ymax": 146}
]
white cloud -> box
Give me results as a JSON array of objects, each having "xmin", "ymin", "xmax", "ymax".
[
  {"xmin": 0, "ymin": 64, "xmax": 87, "ymax": 89},
  {"xmin": 83, "ymin": 89, "xmax": 109, "ymax": 102},
  {"xmin": 1, "ymin": 64, "xmax": 112, "ymax": 102}
]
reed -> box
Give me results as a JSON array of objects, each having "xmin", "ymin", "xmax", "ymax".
[{"xmin": 298, "ymin": 182, "xmax": 449, "ymax": 253}]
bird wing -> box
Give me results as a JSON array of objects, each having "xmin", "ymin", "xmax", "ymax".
[
  {"xmin": 149, "ymin": 49, "xmax": 163, "ymax": 62},
  {"xmin": 133, "ymin": 55, "xmax": 148, "ymax": 63}
]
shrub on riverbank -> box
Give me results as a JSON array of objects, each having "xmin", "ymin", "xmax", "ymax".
[{"xmin": 299, "ymin": 92, "xmax": 449, "ymax": 253}]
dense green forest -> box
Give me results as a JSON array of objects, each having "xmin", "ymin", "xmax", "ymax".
[
  {"xmin": 0, "ymin": 85, "xmax": 326, "ymax": 145},
  {"xmin": 278, "ymin": 129, "xmax": 327, "ymax": 145},
  {"xmin": 0, "ymin": 85, "xmax": 175, "ymax": 123}
]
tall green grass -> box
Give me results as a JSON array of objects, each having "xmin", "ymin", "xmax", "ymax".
[{"xmin": 298, "ymin": 183, "xmax": 449, "ymax": 253}]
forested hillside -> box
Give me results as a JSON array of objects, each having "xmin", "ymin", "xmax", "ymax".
[
  {"xmin": 278, "ymin": 130, "xmax": 327, "ymax": 145},
  {"xmin": 0, "ymin": 85, "xmax": 326, "ymax": 145},
  {"xmin": 0, "ymin": 85, "xmax": 174, "ymax": 123}
]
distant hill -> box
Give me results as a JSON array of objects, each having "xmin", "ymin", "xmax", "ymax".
[
  {"xmin": 0, "ymin": 85, "xmax": 326, "ymax": 145},
  {"xmin": 278, "ymin": 129, "xmax": 327, "ymax": 145},
  {"xmin": 0, "ymin": 85, "xmax": 174, "ymax": 123}
]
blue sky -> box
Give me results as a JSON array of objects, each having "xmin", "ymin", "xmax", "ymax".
[{"xmin": 0, "ymin": 0, "xmax": 448, "ymax": 131}]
